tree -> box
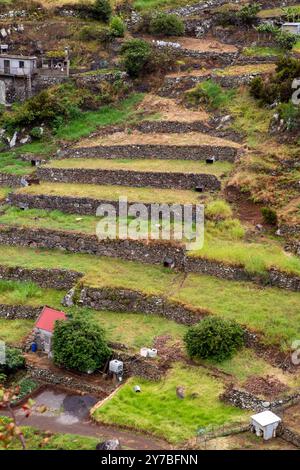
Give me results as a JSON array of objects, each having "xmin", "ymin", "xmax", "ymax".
[
  {"xmin": 184, "ymin": 317, "xmax": 244, "ymax": 362},
  {"xmin": 149, "ymin": 12, "xmax": 184, "ymax": 36},
  {"xmin": 0, "ymin": 347, "xmax": 24, "ymax": 375},
  {"xmin": 93, "ymin": 0, "xmax": 112, "ymax": 22},
  {"xmin": 237, "ymin": 3, "xmax": 261, "ymax": 26},
  {"xmin": 120, "ymin": 39, "xmax": 152, "ymax": 77},
  {"xmin": 52, "ymin": 318, "xmax": 111, "ymax": 373}
]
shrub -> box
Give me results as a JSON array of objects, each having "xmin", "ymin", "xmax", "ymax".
[
  {"xmin": 236, "ymin": 2, "xmax": 261, "ymax": 26},
  {"xmin": 109, "ymin": 16, "xmax": 126, "ymax": 37},
  {"xmin": 186, "ymin": 80, "xmax": 236, "ymax": 110},
  {"xmin": 29, "ymin": 126, "xmax": 43, "ymax": 139},
  {"xmin": 149, "ymin": 12, "xmax": 184, "ymax": 36},
  {"xmin": 79, "ymin": 25, "xmax": 106, "ymax": 41},
  {"xmin": 121, "ymin": 39, "xmax": 152, "ymax": 77},
  {"xmin": 52, "ymin": 318, "xmax": 111, "ymax": 373},
  {"xmin": 184, "ymin": 317, "xmax": 244, "ymax": 362},
  {"xmin": 261, "ymin": 207, "xmax": 278, "ymax": 226},
  {"xmin": 93, "ymin": 0, "xmax": 112, "ymax": 22},
  {"xmin": 275, "ymin": 31, "xmax": 297, "ymax": 51},
  {"xmin": 0, "ymin": 347, "xmax": 25, "ymax": 374},
  {"xmin": 206, "ymin": 200, "xmax": 233, "ymax": 221},
  {"xmin": 277, "ymin": 101, "xmax": 300, "ymax": 130}
]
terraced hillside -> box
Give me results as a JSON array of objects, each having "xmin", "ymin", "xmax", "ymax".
[{"xmin": 0, "ymin": 0, "xmax": 300, "ymax": 452}]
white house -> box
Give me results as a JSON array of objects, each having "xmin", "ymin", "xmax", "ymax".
[
  {"xmin": 0, "ymin": 54, "xmax": 37, "ymax": 77},
  {"xmin": 250, "ymin": 410, "xmax": 281, "ymax": 440},
  {"xmin": 34, "ymin": 306, "xmax": 67, "ymax": 354},
  {"xmin": 281, "ymin": 23, "xmax": 300, "ymax": 35}
]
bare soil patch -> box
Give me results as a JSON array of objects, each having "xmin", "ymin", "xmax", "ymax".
[
  {"xmin": 242, "ymin": 375, "xmax": 289, "ymax": 399},
  {"xmin": 225, "ymin": 185, "xmax": 264, "ymax": 227},
  {"xmin": 145, "ymin": 35, "xmax": 238, "ymax": 53},
  {"xmin": 136, "ymin": 94, "xmax": 209, "ymax": 122}
]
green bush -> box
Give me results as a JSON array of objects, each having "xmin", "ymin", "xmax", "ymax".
[
  {"xmin": 186, "ymin": 80, "xmax": 236, "ymax": 110},
  {"xmin": 109, "ymin": 16, "xmax": 126, "ymax": 37},
  {"xmin": 149, "ymin": 12, "xmax": 184, "ymax": 36},
  {"xmin": 121, "ymin": 39, "xmax": 152, "ymax": 77},
  {"xmin": 278, "ymin": 101, "xmax": 300, "ymax": 130},
  {"xmin": 184, "ymin": 317, "xmax": 244, "ymax": 362},
  {"xmin": 29, "ymin": 126, "xmax": 43, "ymax": 140},
  {"xmin": 52, "ymin": 318, "xmax": 111, "ymax": 373},
  {"xmin": 275, "ymin": 31, "xmax": 297, "ymax": 51},
  {"xmin": 93, "ymin": 0, "xmax": 112, "ymax": 22},
  {"xmin": 0, "ymin": 347, "xmax": 25, "ymax": 374},
  {"xmin": 236, "ymin": 3, "xmax": 261, "ymax": 26},
  {"xmin": 261, "ymin": 207, "xmax": 278, "ymax": 226}
]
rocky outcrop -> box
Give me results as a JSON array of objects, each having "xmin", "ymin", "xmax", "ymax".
[{"xmin": 37, "ymin": 167, "xmax": 222, "ymax": 190}]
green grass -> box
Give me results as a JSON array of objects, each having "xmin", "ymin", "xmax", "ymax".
[
  {"xmin": 189, "ymin": 236, "xmax": 300, "ymax": 276},
  {"xmin": 45, "ymin": 158, "xmax": 233, "ymax": 176},
  {"xmin": 0, "ymin": 319, "xmax": 34, "ymax": 345},
  {"xmin": 0, "ymin": 188, "xmax": 9, "ymax": 201},
  {"xmin": 54, "ymin": 94, "xmax": 145, "ymax": 141},
  {"xmin": 0, "ymin": 279, "xmax": 63, "ymax": 306},
  {"xmin": 294, "ymin": 39, "xmax": 300, "ymax": 53},
  {"xmin": 94, "ymin": 362, "xmax": 247, "ymax": 444},
  {"xmin": 0, "ymin": 152, "xmax": 33, "ymax": 176},
  {"xmin": 0, "ymin": 420, "xmax": 100, "ymax": 450},
  {"xmin": 133, "ymin": 0, "xmax": 199, "ymax": 12},
  {"xmin": 16, "ymin": 182, "xmax": 200, "ymax": 205},
  {"xmin": 242, "ymin": 46, "xmax": 282, "ymax": 57},
  {"xmin": 0, "ymin": 245, "xmax": 299, "ymax": 349}
]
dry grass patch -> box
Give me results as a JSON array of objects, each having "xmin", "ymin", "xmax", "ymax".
[
  {"xmin": 76, "ymin": 131, "xmax": 241, "ymax": 148},
  {"xmin": 136, "ymin": 94, "xmax": 209, "ymax": 122},
  {"xmin": 215, "ymin": 63, "xmax": 276, "ymax": 77},
  {"xmin": 46, "ymin": 158, "xmax": 233, "ymax": 176},
  {"xmin": 17, "ymin": 182, "xmax": 200, "ymax": 205}
]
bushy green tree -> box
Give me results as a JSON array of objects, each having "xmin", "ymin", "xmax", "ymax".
[
  {"xmin": 237, "ymin": 2, "xmax": 261, "ymax": 26},
  {"xmin": 93, "ymin": 0, "xmax": 112, "ymax": 22},
  {"xmin": 121, "ymin": 39, "xmax": 152, "ymax": 77},
  {"xmin": 0, "ymin": 347, "xmax": 24, "ymax": 374},
  {"xmin": 184, "ymin": 317, "xmax": 244, "ymax": 362},
  {"xmin": 52, "ymin": 318, "xmax": 111, "ymax": 373},
  {"xmin": 149, "ymin": 12, "xmax": 184, "ymax": 36}
]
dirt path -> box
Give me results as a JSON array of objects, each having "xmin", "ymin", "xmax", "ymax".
[{"xmin": 2, "ymin": 411, "xmax": 170, "ymax": 450}]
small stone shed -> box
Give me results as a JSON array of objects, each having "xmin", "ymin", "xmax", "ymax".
[
  {"xmin": 34, "ymin": 306, "xmax": 67, "ymax": 354},
  {"xmin": 250, "ymin": 411, "xmax": 281, "ymax": 440}
]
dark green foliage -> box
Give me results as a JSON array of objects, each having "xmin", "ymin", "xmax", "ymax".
[
  {"xmin": 93, "ymin": 0, "xmax": 112, "ymax": 22},
  {"xmin": 236, "ymin": 3, "xmax": 261, "ymax": 26},
  {"xmin": 250, "ymin": 57, "xmax": 300, "ymax": 105},
  {"xmin": 184, "ymin": 317, "xmax": 244, "ymax": 362},
  {"xmin": 275, "ymin": 31, "xmax": 297, "ymax": 50},
  {"xmin": 12, "ymin": 378, "xmax": 38, "ymax": 404},
  {"xmin": 0, "ymin": 347, "xmax": 25, "ymax": 374},
  {"xmin": 186, "ymin": 80, "xmax": 236, "ymax": 110},
  {"xmin": 149, "ymin": 12, "xmax": 184, "ymax": 36},
  {"xmin": 109, "ymin": 16, "xmax": 126, "ymax": 37},
  {"xmin": 52, "ymin": 318, "xmax": 111, "ymax": 373},
  {"xmin": 121, "ymin": 39, "xmax": 152, "ymax": 77},
  {"xmin": 278, "ymin": 101, "xmax": 300, "ymax": 130},
  {"xmin": 261, "ymin": 207, "xmax": 278, "ymax": 226}
]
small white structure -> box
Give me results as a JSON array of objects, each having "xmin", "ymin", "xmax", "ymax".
[
  {"xmin": 282, "ymin": 23, "xmax": 300, "ymax": 35},
  {"xmin": 250, "ymin": 411, "xmax": 281, "ymax": 440},
  {"xmin": 140, "ymin": 347, "xmax": 158, "ymax": 358},
  {"xmin": 109, "ymin": 360, "xmax": 124, "ymax": 375},
  {"xmin": 0, "ymin": 54, "xmax": 37, "ymax": 77}
]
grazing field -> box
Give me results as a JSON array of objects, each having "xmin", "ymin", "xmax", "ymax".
[
  {"xmin": 0, "ymin": 246, "xmax": 300, "ymax": 348},
  {"xmin": 0, "ymin": 319, "xmax": 34, "ymax": 345},
  {"xmin": 93, "ymin": 363, "xmax": 248, "ymax": 444}
]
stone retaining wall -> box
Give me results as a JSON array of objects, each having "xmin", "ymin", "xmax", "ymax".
[
  {"xmin": 0, "ymin": 225, "xmax": 186, "ymax": 269},
  {"xmin": 0, "ymin": 304, "xmax": 41, "ymax": 319},
  {"xmin": 37, "ymin": 167, "xmax": 222, "ymax": 191},
  {"xmin": 26, "ymin": 365, "xmax": 108, "ymax": 397},
  {"xmin": 79, "ymin": 286, "xmax": 206, "ymax": 326},
  {"xmin": 0, "ymin": 264, "xmax": 83, "ymax": 290},
  {"xmin": 57, "ymin": 143, "xmax": 238, "ymax": 161},
  {"xmin": 0, "ymin": 172, "xmax": 24, "ymax": 187},
  {"xmin": 221, "ymin": 387, "xmax": 300, "ymax": 412},
  {"xmin": 279, "ymin": 425, "xmax": 300, "ymax": 448},
  {"xmin": 9, "ymin": 192, "xmax": 199, "ymax": 221}
]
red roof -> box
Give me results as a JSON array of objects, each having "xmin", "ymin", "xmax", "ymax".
[{"xmin": 35, "ymin": 307, "xmax": 67, "ymax": 333}]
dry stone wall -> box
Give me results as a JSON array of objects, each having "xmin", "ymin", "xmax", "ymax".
[
  {"xmin": 57, "ymin": 143, "xmax": 238, "ymax": 161},
  {"xmin": 0, "ymin": 304, "xmax": 41, "ymax": 319},
  {"xmin": 37, "ymin": 167, "xmax": 222, "ymax": 191}
]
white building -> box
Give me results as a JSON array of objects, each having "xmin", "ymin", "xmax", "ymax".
[
  {"xmin": 281, "ymin": 23, "xmax": 300, "ymax": 35},
  {"xmin": 0, "ymin": 54, "xmax": 37, "ymax": 77},
  {"xmin": 251, "ymin": 411, "xmax": 281, "ymax": 440}
]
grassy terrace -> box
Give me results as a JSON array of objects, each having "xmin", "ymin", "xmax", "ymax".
[
  {"xmin": 0, "ymin": 246, "xmax": 299, "ymax": 348},
  {"xmin": 0, "ymin": 152, "xmax": 33, "ymax": 176},
  {"xmin": 214, "ymin": 63, "xmax": 276, "ymax": 77},
  {"xmin": 76, "ymin": 131, "xmax": 241, "ymax": 148},
  {"xmin": 44, "ymin": 159, "xmax": 233, "ymax": 176},
  {"xmin": 16, "ymin": 182, "xmax": 200, "ymax": 205},
  {"xmin": 93, "ymin": 363, "xmax": 247, "ymax": 444}
]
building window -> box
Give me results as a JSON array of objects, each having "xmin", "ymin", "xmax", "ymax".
[{"xmin": 19, "ymin": 61, "xmax": 25, "ymax": 69}]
